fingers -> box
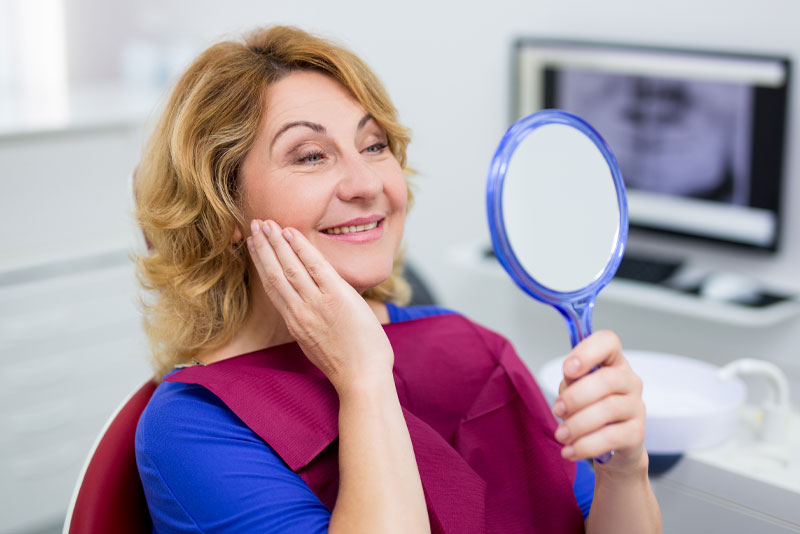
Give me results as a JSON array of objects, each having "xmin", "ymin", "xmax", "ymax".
[
  {"xmin": 275, "ymin": 224, "xmax": 340, "ymax": 291},
  {"xmin": 554, "ymin": 391, "xmax": 642, "ymax": 445},
  {"xmin": 557, "ymin": 365, "xmax": 642, "ymax": 415},
  {"xmin": 552, "ymin": 330, "xmax": 646, "ymax": 463},
  {"xmin": 558, "ymin": 417, "xmax": 645, "ymax": 461},
  {"xmin": 247, "ymin": 218, "xmax": 348, "ymax": 309},
  {"xmin": 247, "ymin": 221, "xmax": 294, "ymax": 312},
  {"xmin": 247, "ymin": 219, "xmax": 314, "ymax": 312},
  {"xmin": 562, "ymin": 330, "xmax": 624, "ymax": 381},
  {"xmin": 260, "ymin": 220, "xmax": 319, "ymax": 294},
  {"xmin": 553, "ymin": 359, "xmax": 643, "ymax": 433},
  {"xmin": 554, "ymin": 389, "xmax": 646, "ymax": 463}
]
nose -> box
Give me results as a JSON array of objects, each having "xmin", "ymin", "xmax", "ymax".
[{"xmin": 335, "ymin": 151, "xmax": 383, "ymax": 202}]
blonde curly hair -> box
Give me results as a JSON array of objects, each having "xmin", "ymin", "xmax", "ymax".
[{"xmin": 135, "ymin": 26, "xmax": 413, "ymax": 379}]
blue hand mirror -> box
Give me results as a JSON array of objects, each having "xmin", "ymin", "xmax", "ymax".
[{"xmin": 486, "ymin": 109, "xmax": 628, "ymax": 462}]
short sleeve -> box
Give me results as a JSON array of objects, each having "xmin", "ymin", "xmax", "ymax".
[
  {"xmin": 135, "ymin": 381, "xmax": 331, "ymax": 533},
  {"xmin": 385, "ymin": 302, "xmax": 456, "ymax": 322},
  {"xmin": 573, "ymin": 459, "xmax": 595, "ymax": 519}
]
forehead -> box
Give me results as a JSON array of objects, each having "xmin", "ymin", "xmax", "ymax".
[{"xmin": 263, "ymin": 71, "xmax": 366, "ymax": 131}]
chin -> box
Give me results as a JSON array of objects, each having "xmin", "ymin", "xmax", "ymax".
[{"xmin": 337, "ymin": 263, "xmax": 393, "ymax": 295}]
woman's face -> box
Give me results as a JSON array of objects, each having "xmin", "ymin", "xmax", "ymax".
[{"xmin": 239, "ymin": 70, "xmax": 407, "ymax": 293}]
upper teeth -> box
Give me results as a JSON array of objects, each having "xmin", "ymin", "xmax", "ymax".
[{"xmin": 324, "ymin": 221, "xmax": 379, "ymax": 235}]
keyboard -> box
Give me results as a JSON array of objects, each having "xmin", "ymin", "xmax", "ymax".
[{"xmin": 614, "ymin": 254, "xmax": 683, "ymax": 285}]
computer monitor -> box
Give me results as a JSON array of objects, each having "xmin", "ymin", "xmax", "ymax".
[{"xmin": 514, "ymin": 39, "xmax": 791, "ymax": 252}]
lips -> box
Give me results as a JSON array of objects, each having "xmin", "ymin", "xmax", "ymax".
[
  {"xmin": 320, "ymin": 215, "xmax": 384, "ymax": 235},
  {"xmin": 319, "ymin": 216, "xmax": 385, "ymax": 243}
]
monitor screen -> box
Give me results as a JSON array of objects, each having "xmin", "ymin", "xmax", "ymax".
[{"xmin": 514, "ymin": 39, "xmax": 790, "ymax": 251}]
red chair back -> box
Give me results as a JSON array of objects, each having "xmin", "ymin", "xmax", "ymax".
[{"xmin": 64, "ymin": 379, "xmax": 157, "ymax": 533}]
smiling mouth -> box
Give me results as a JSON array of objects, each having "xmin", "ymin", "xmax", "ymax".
[{"xmin": 321, "ymin": 220, "xmax": 381, "ymax": 235}]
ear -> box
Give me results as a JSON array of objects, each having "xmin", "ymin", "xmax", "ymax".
[{"xmin": 231, "ymin": 225, "xmax": 244, "ymax": 244}]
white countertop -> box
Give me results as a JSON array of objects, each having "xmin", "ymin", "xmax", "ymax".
[{"xmin": 685, "ymin": 405, "xmax": 800, "ymax": 495}]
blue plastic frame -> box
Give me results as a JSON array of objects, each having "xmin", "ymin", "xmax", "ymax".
[{"xmin": 486, "ymin": 109, "xmax": 629, "ymax": 348}]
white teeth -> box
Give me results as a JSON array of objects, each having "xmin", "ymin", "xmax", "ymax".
[{"xmin": 324, "ymin": 221, "xmax": 379, "ymax": 235}]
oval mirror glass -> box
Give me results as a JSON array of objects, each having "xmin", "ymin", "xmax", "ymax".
[{"xmin": 502, "ymin": 122, "xmax": 619, "ymax": 292}]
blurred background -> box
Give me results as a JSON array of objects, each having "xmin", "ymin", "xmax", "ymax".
[{"xmin": 2, "ymin": 0, "xmax": 800, "ymax": 532}]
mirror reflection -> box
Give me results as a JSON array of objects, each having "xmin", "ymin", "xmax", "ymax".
[{"xmin": 502, "ymin": 122, "xmax": 620, "ymax": 293}]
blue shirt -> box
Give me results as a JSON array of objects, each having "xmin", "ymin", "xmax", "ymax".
[{"xmin": 136, "ymin": 304, "xmax": 594, "ymax": 533}]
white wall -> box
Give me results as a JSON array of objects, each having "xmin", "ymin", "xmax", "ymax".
[
  {"xmin": 60, "ymin": 0, "xmax": 800, "ymax": 386},
  {"xmin": 62, "ymin": 0, "xmax": 800, "ymax": 284}
]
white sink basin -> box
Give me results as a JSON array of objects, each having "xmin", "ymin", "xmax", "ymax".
[{"xmin": 537, "ymin": 350, "xmax": 747, "ymax": 454}]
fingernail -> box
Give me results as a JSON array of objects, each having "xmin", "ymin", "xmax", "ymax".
[
  {"xmin": 562, "ymin": 445, "xmax": 575, "ymax": 459},
  {"xmin": 565, "ymin": 357, "xmax": 580, "ymax": 375},
  {"xmin": 282, "ymin": 228, "xmax": 293, "ymax": 241},
  {"xmin": 262, "ymin": 221, "xmax": 271, "ymax": 235},
  {"xmin": 246, "ymin": 237, "xmax": 254, "ymax": 252},
  {"xmin": 555, "ymin": 425, "xmax": 569, "ymax": 443},
  {"xmin": 553, "ymin": 400, "xmax": 566, "ymax": 418},
  {"xmin": 250, "ymin": 220, "xmax": 259, "ymax": 235}
]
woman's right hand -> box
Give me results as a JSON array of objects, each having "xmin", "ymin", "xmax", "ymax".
[
  {"xmin": 247, "ymin": 219, "xmax": 394, "ymax": 393},
  {"xmin": 249, "ymin": 219, "xmax": 430, "ymax": 533}
]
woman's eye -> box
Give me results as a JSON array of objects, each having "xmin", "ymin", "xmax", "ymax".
[
  {"xmin": 296, "ymin": 150, "xmax": 326, "ymax": 164},
  {"xmin": 364, "ymin": 142, "xmax": 388, "ymax": 154}
]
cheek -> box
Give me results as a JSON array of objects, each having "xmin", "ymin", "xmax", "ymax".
[
  {"xmin": 397, "ymin": 180, "xmax": 409, "ymax": 212},
  {"xmin": 387, "ymin": 177, "xmax": 408, "ymax": 253},
  {"xmin": 243, "ymin": 179, "xmax": 327, "ymax": 230},
  {"xmin": 384, "ymin": 165, "xmax": 409, "ymax": 212}
]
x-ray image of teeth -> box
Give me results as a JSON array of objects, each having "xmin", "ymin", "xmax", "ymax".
[{"xmin": 556, "ymin": 69, "xmax": 753, "ymax": 205}]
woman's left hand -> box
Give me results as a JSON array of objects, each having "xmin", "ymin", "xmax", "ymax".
[{"xmin": 552, "ymin": 330, "xmax": 647, "ymax": 473}]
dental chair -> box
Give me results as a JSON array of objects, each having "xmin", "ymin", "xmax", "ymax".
[{"xmin": 62, "ymin": 379, "xmax": 156, "ymax": 534}]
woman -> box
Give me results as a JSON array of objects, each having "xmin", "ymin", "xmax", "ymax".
[{"xmin": 134, "ymin": 25, "xmax": 661, "ymax": 533}]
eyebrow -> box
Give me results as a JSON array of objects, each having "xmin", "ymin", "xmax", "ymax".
[
  {"xmin": 357, "ymin": 113, "xmax": 374, "ymax": 130},
  {"xmin": 270, "ymin": 113, "xmax": 375, "ymax": 147},
  {"xmin": 271, "ymin": 121, "xmax": 325, "ymax": 147}
]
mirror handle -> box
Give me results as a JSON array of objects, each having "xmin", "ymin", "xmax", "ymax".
[
  {"xmin": 561, "ymin": 297, "xmax": 595, "ymax": 348},
  {"xmin": 560, "ymin": 298, "xmax": 614, "ymax": 464}
]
